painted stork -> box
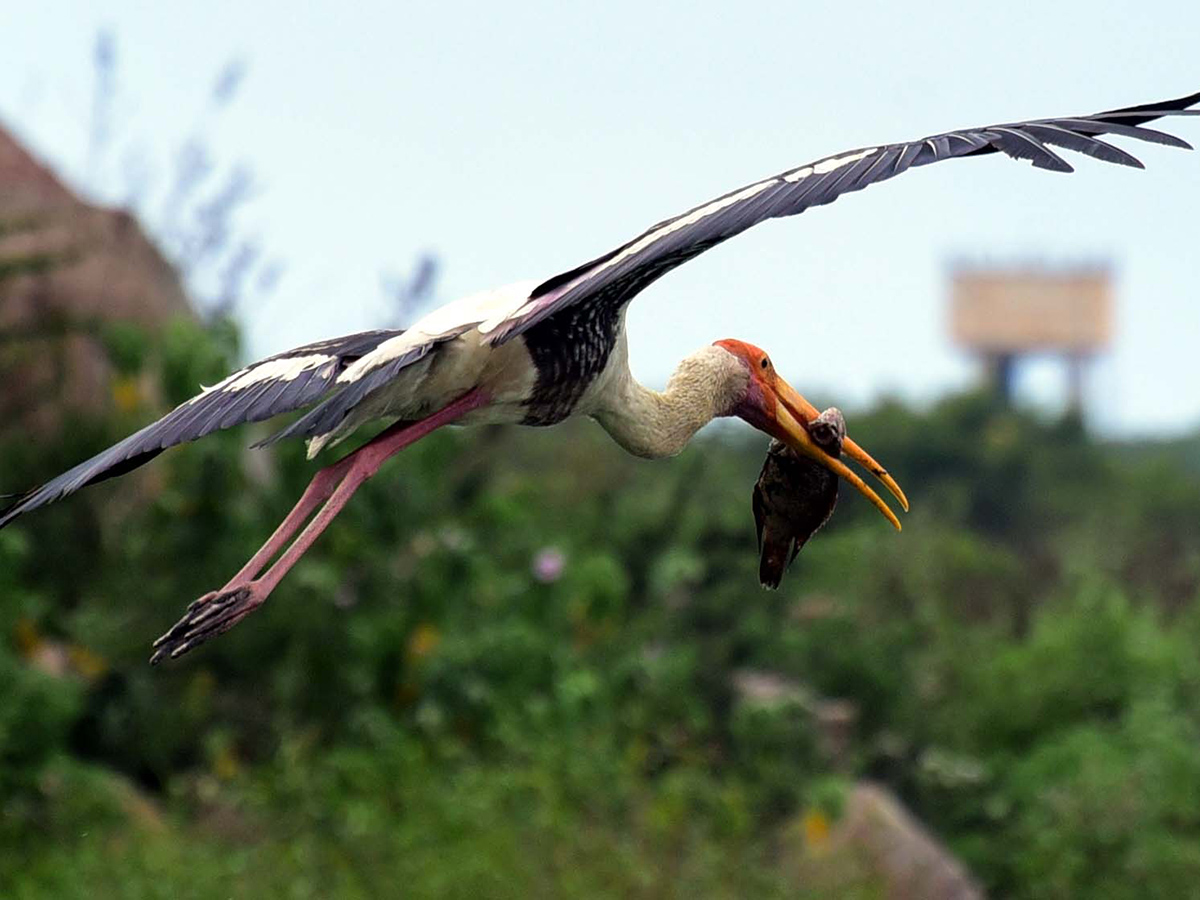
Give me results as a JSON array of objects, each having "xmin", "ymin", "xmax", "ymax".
[{"xmin": 2, "ymin": 90, "xmax": 1197, "ymax": 663}]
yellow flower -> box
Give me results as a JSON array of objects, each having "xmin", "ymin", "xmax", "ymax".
[
  {"xmin": 803, "ymin": 808, "xmax": 830, "ymax": 847},
  {"xmin": 112, "ymin": 376, "xmax": 142, "ymax": 414},
  {"xmin": 407, "ymin": 623, "xmax": 441, "ymax": 661}
]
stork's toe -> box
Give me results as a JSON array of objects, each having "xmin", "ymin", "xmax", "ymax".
[{"xmin": 149, "ymin": 583, "xmax": 265, "ymax": 664}]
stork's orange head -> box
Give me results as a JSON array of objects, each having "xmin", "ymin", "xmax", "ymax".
[{"xmin": 713, "ymin": 338, "xmax": 908, "ymax": 530}]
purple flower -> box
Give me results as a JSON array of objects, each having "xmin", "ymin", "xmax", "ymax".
[{"xmin": 532, "ymin": 547, "xmax": 566, "ymax": 583}]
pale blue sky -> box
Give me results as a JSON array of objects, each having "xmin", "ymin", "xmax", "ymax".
[{"xmin": 3, "ymin": 1, "xmax": 1198, "ymax": 434}]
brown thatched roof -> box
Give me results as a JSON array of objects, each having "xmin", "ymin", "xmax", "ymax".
[
  {"xmin": 0, "ymin": 122, "xmax": 76, "ymax": 206},
  {"xmin": 0, "ymin": 121, "xmax": 195, "ymax": 434}
]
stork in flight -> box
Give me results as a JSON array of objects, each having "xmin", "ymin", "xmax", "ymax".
[{"xmin": 2, "ymin": 90, "xmax": 1197, "ymax": 663}]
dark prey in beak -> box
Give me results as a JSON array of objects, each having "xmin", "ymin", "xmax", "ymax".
[{"xmin": 752, "ymin": 407, "xmax": 846, "ymax": 590}]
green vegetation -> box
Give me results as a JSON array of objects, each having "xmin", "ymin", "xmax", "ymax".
[{"xmin": 3, "ymin": 318, "xmax": 1200, "ymax": 898}]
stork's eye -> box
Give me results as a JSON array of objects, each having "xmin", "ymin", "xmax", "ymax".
[{"xmin": 760, "ymin": 357, "xmax": 770, "ymax": 370}]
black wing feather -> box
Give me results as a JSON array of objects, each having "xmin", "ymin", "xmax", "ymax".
[
  {"xmin": 487, "ymin": 90, "xmax": 1199, "ymax": 346},
  {"xmin": 1022, "ymin": 123, "xmax": 1144, "ymax": 168},
  {"xmin": 253, "ymin": 339, "xmax": 448, "ymax": 446},
  {"xmin": 0, "ymin": 328, "xmax": 403, "ymax": 529},
  {"xmin": 1052, "ymin": 118, "xmax": 1193, "ymax": 150},
  {"xmin": 989, "ymin": 127, "xmax": 1075, "ymax": 172}
]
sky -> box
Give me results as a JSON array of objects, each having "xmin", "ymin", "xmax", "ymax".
[{"xmin": 2, "ymin": 0, "xmax": 1198, "ymax": 435}]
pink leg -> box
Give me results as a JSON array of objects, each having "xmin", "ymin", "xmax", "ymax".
[
  {"xmin": 228, "ymin": 452, "xmax": 357, "ymax": 584},
  {"xmin": 150, "ymin": 388, "xmax": 489, "ymax": 664}
]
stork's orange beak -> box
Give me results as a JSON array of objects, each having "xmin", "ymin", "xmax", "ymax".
[{"xmin": 765, "ymin": 377, "xmax": 907, "ymax": 531}]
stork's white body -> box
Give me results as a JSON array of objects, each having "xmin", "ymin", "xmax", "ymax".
[
  {"xmin": 303, "ymin": 280, "xmax": 605, "ymax": 453},
  {"xmin": 314, "ymin": 284, "xmax": 748, "ymax": 460}
]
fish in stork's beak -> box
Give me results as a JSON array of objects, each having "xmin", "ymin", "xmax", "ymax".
[
  {"xmin": 716, "ymin": 339, "xmax": 908, "ymax": 531},
  {"xmin": 754, "ymin": 408, "xmax": 847, "ymax": 589}
]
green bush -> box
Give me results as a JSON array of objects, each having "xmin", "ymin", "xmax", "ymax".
[{"xmin": 4, "ymin": 319, "xmax": 1200, "ymax": 897}]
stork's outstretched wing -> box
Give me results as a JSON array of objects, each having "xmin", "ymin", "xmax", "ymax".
[
  {"xmin": 487, "ymin": 90, "xmax": 1200, "ymax": 345},
  {"xmin": 0, "ymin": 328, "xmax": 404, "ymax": 529},
  {"xmin": 6, "ymin": 90, "xmax": 1199, "ymax": 530}
]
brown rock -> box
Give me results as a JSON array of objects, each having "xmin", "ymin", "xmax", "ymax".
[{"xmin": 792, "ymin": 782, "xmax": 986, "ymax": 900}]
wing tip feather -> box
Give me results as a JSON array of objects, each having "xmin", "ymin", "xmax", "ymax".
[{"xmin": 0, "ymin": 493, "xmax": 30, "ymax": 530}]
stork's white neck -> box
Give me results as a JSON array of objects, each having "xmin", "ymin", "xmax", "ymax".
[{"xmin": 592, "ymin": 344, "xmax": 749, "ymax": 459}]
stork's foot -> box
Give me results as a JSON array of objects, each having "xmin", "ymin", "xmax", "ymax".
[{"xmin": 149, "ymin": 582, "xmax": 266, "ymax": 665}]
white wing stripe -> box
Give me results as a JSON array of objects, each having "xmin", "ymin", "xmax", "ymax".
[
  {"xmin": 226, "ymin": 355, "xmax": 336, "ymax": 391},
  {"xmin": 583, "ymin": 178, "xmax": 779, "ymax": 280},
  {"xmin": 188, "ymin": 354, "xmax": 336, "ymax": 403},
  {"xmin": 786, "ymin": 148, "xmax": 877, "ymax": 182}
]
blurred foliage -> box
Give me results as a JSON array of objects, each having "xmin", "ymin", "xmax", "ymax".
[{"xmin": 3, "ymin": 317, "xmax": 1200, "ymax": 898}]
